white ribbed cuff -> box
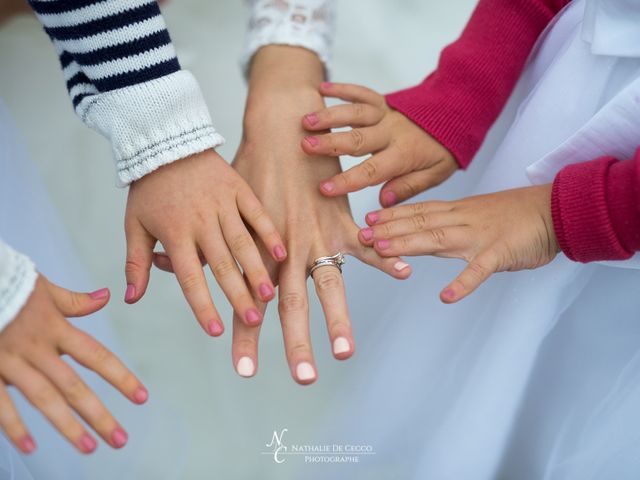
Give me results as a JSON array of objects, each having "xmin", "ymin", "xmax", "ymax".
[
  {"xmin": 0, "ymin": 241, "xmax": 38, "ymax": 332},
  {"xmin": 78, "ymin": 70, "xmax": 225, "ymax": 186}
]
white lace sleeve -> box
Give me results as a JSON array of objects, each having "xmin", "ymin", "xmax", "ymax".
[
  {"xmin": 241, "ymin": 0, "xmax": 336, "ymax": 76},
  {"xmin": 0, "ymin": 240, "xmax": 37, "ymax": 332}
]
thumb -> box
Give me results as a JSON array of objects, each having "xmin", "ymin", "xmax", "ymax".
[
  {"xmin": 124, "ymin": 219, "xmax": 156, "ymax": 304},
  {"xmin": 45, "ymin": 278, "xmax": 110, "ymax": 318}
]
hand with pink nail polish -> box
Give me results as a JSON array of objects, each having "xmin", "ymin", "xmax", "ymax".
[
  {"xmin": 301, "ymin": 82, "xmax": 458, "ymax": 207},
  {"xmin": 0, "ymin": 275, "xmax": 148, "ymax": 455},
  {"xmin": 360, "ymin": 185, "xmax": 559, "ymax": 303},
  {"xmin": 124, "ymin": 149, "xmax": 286, "ymax": 336}
]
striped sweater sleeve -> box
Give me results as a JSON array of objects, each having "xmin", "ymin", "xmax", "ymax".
[{"xmin": 28, "ymin": 0, "xmax": 224, "ymax": 186}]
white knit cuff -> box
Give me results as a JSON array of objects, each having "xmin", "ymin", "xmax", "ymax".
[
  {"xmin": 78, "ymin": 70, "xmax": 225, "ymax": 186},
  {"xmin": 0, "ymin": 241, "xmax": 38, "ymax": 333},
  {"xmin": 241, "ymin": 0, "xmax": 335, "ymax": 78}
]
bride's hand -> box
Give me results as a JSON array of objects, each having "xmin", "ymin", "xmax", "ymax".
[
  {"xmin": 301, "ymin": 83, "xmax": 458, "ymax": 206},
  {"xmin": 231, "ymin": 46, "xmax": 411, "ymax": 384},
  {"xmin": 0, "ymin": 276, "xmax": 148, "ymax": 454},
  {"xmin": 360, "ymin": 185, "xmax": 560, "ymax": 302}
]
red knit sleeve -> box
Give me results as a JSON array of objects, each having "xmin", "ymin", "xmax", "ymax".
[
  {"xmin": 551, "ymin": 149, "xmax": 640, "ymax": 262},
  {"xmin": 386, "ymin": 0, "xmax": 570, "ymax": 169}
]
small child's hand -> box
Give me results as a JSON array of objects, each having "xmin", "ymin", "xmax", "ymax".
[
  {"xmin": 359, "ymin": 185, "xmax": 560, "ymax": 302},
  {"xmin": 124, "ymin": 150, "xmax": 287, "ymax": 336},
  {"xmin": 0, "ymin": 275, "xmax": 147, "ymax": 454},
  {"xmin": 301, "ymin": 82, "xmax": 458, "ymax": 206}
]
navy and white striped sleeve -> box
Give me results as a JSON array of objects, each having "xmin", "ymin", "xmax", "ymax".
[{"xmin": 28, "ymin": 0, "xmax": 224, "ymax": 186}]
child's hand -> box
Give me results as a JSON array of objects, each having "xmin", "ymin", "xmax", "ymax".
[
  {"xmin": 359, "ymin": 185, "xmax": 560, "ymax": 302},
  {"xmin": 0, "ymin": 275, "xmax": 147, "ymax": 454},
  {"xmin": 301, "ymin": 82, "xmax": 458, "ymax": 206},
  {"xmin": 124, "ymin": 150, "xmax": 286, "ymax": 336}
]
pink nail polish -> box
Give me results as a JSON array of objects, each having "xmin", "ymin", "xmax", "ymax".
[
  {"xmin": 360, "ymin": 228, "xmax": 374, "ymax": 241},
  {"xmin": 320, "ymin": 181, "xmax": 335, "ymax": 193},
  {"xmin": 246, "ymin": 308, "xmax": 262, "ymax": 326},
  {"xmin": 305, "ymin": 113, "xmax": 319, "ymax": 126},
  {"xmin": 320, "ymin": 81, "xmax": 332, "ymax": 90},
  {"xmin": 376, "ymin": 239, "xmax": 391, "ymax": 250},
  {"xmin": 305, "ymin": 136, "xmax": 320, "ymax": 147},
  {"xmin": 80, "ymin": 433, "xmax": 97, "ymax": 454},
  {"xmin": 111, "ymin": 427, "xmax": 128, "ymax": 448},
  {"xmin": 274, "ymin": 245, "xmax": 287, "ymax": 261},
  {"xmin": 442, "ymin": 288, "xmax": 456, "ymax": 300},
  {"xmin": 207, "ymin": 320, "xmax": 224, "ymax": 337},
  {"xmin": 133, "ymin": 386, "xmax": 148, "ymax": 404},
  {"xmin": 259, "ymin": 283, "xmax": 274, "ymax": 300},
  {"xmin": 20, "ymin": 435, "xmax": 36, "ymax": 454},
  {"xmin": 383, "ymin": 191, "xmax": 398, "ymax": 207},
  {"xmin": 89, "ymin": 288, "xmax": 109, "ymax": 300},
  {"xmin": 124, "ymin": 284, "xmax": 136, "ymax": 303},
  {"xmin": 366, "ymin": 212, "xmax": 380, "ymax": 225}
]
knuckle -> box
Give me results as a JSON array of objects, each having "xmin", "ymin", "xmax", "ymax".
[
  {"xmin": 234, "ymin": 337, "xmax": 257, "ymax": 352},
  {"xmin": 315, "ymin": 271, "xmax": 342, "ymax": 292},
  {"xmin": 380, "ymin": 223, "xmax": 394, "ymax": 237},
  {"xmin": 468, "ymin": 260, "xmax": 490, "ymax": 279},
  {"xmin": 352, "ymin": 102, "xmax": 365, "ymax": 119},
  {"xmin": 212, "ymin": 259, "xmax": 237, "ymax": 278},
  {"xmin": 179, "ymin": 270, "xmax": 204, "ymax": 291},
  {"xmin": 349, "ymin": 129, "xmax": 365, "ymax": 153},
  {"xmin": 63, "ymin": 376, "xmax": 87, "ymax": 404},
  {"xmin": 229, "ymin": 233, "xmax": 254, "ymax": 253},
  {"xmin": 30, "ymin": 385, "xmax": 58, "ymax": 410},
  {"xmin": 278, "ymin": 292, "xmax": 307, "ymax": 315},
  {"xmin": 400, "ymin": 179, "xmax": 419, "ymax": 199},
  {"xmin": 361, "ymin": 160, "xmax": 378, "ymax": 181},
  {"xmin": 410, "ymin": 202, "xmax": 425, "ymax": 215},
  {"xmin": 429, "ymin": 228, "xmax": 447, "ymax": 247},
  {"xmin": 88, "ymin": 341, "xmax": 111, "ymax": 365},
  {"xmin": 412, "ymin": 214, "xmax": 429, "ymax": 231},
  {"xmin": 289, "ymin": 342, "xmax": 311, "ymax": 356}
]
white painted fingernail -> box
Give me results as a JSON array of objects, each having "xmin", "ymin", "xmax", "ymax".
[
  {"xmin": 333, "ymin": 337, "xmax": 350, "ymax": 355},
  {"xmin": 394, "ymin": 261, "xmax": 410, "ymax": 271},
  {"xmin": 236, "ymin": 357, "xmax": 255, "ymax": 377},
  {"xmin": 296, "ymin": 362, "xmax": 316, "ymax": 381}
]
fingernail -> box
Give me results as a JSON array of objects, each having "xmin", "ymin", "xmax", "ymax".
[
  {"xmin": 376, "ymin": 239, "xmax": 391, "ymax": 250},
  {"xmin": 111, "ymin": 427, "xmax": 128, "ymax": 449},
  {"xmin": 207, "ymin": 320, "xmax": 224, "ymax": 337},
  {"xmin": 274, "ymin": 245, "xmax": 287, "ymax": 261},
  {"xmin": 80, "ymin": 433, "xmax": 97, "ymax": 454},
  {"xmin": 305, "ymin": 136, "xmax": 319, "ymax": 147},
  {"xmin": 245, "ymin": 308, "xmax": 262, "ymax": 326},
  {"xmin": 360, "ymin": 228, "xmax": 374, "ymax": 241},
  {"xmin": 304, "ymin": 113, "xmax": 319, "ymax": 126},
  {"xmin": 320, "ymin": 181, "xmax": 335, "ymax": 193},
  {"xmin": 366, "ymin": 212, "xmax": 380, "ymax": 225},
  {"xmin": 124, "ymin": 284, "xmax": 136, "ymax": 303},
  {"xmin": 383, "ymin": 191, "xmax": 398, "ymax": 207},
  {"xmin": 320, "ymin": 81, "xmax": 332, "ymax": 89},
  {"xmin": 133, "ymin": 386, "xmax": 148, "ymax": 404},
  {"xmin": 20, "ymin": 435, "xmax": 36, "ymax": 454},
  {"xmin": 89, "ymin": 288, "xmax": 109, "ymax": 300},
  {"xmin": 236, "ymin": 356, "xmax": 255, "ymax": 377},
  {"xmin": 296, "ymin": 362, "xmax": 316, "ymax": 381},
  {"xmin": 333, "ymin": 337, "xmax": 350, "ymax": 355},
  {"xmin": 442, "ymin": 288, "xmax": 456, "ymax": 301},
  {"xmin": 394, "ymin": 261, "xmax": 411, "ymax": 272},
  {"xmin": 259, "ymin": 283, "xmax": 275, "ymax": 300}
]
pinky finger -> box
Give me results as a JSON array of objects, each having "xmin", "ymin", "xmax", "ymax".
[
  {"xmin": 0, "ymin": 380, "xmax": 35, "ymax": 454},
  {"xmin": 440, "ymin": 252, "xmax": 497, "ymax": 303},
  {"xmin": 350, "ymin": 240, "xmax": 412, "ymax": 280},
  {"xmin": 237, "ymin": 190, "xmax": 287, "ymax": 262}
]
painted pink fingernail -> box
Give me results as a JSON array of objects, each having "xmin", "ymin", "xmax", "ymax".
[
  {"xmin": 124, "ymin": 284, "xmax": 136, "ymax": 303},
  {"xmin": 320, "ymin": 181, "xmax": 335, "ymax": 193},
  {"xmin": 246, "ymin": 308, "xmax": 262, "ymax": 326},
  {"xmin": 133, "ymin": 386, "xmax": 148, "ymax": 404},
  {"xmin": 376, "ymin": 239, "xmax": 391, "ymax": 250},
  {"xmin": 442, "ymin": 288, "xmax": 456, "ymax": 300},
  {"xmin": 366, "ymin": 212, "xmax": 380, "ymax": 225},
  {"xmin": 89, "ymin": 288, "xmax": 109, "ymax": 300},
  {"xmin": 305, "ymin": 113, "xmax": 319, "ymax": 126},
  {"xmin": 80, "ymin": 433, "xmax": 97, "ymax": 454},
  {"xmin": 305, "ymin": 136, "xmax": 320, "ymax": 147},
  {"xmin": 20, "ymin": 435, "xmax": 36, "ymax": 454},
  {"xmin": 360, "ymin": 228, "xmax": 374, "ymax": 241},
  {"xmin": 383, "ymin": 191, "xmax": 398, "ymax": 207},
  {"xmin": 320, "ymin": 81, "xmax": 332, "ymax": 89},
  {"xmin": 259, "ymin": 283, "xmax": 275, "ymax": 300},
  {"xmin": 274, "ymin": 245, "xmax": 287, "ymax": 261},
  {"xmin": 207, "ymin": 320, "xmax": 224, "ymax": 337},
  {"xmin": 111, "ymin": 427, "xmax": 128, "ymax": 449}
]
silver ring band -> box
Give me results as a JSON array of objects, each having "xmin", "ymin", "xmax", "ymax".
[{"xmin": 308, "ymin": 252, "xmax": 346, "ymax": 278}]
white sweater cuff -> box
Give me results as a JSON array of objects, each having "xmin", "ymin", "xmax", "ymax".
[
  {"xmin": 78, "ymin": 70, "xmax": 225, "ymax": 186},
  {"xmin": 0, "ymin": 241, "xmax": 37, "ymax": 333}
]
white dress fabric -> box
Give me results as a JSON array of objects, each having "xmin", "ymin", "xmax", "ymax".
[
  {"xmin": 301, "ymin": 1, "xmax": 640, "ymax": 479},
  {"xmin": 0, "ymin": 101, "xmax": 187, "ymax": 480}
]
